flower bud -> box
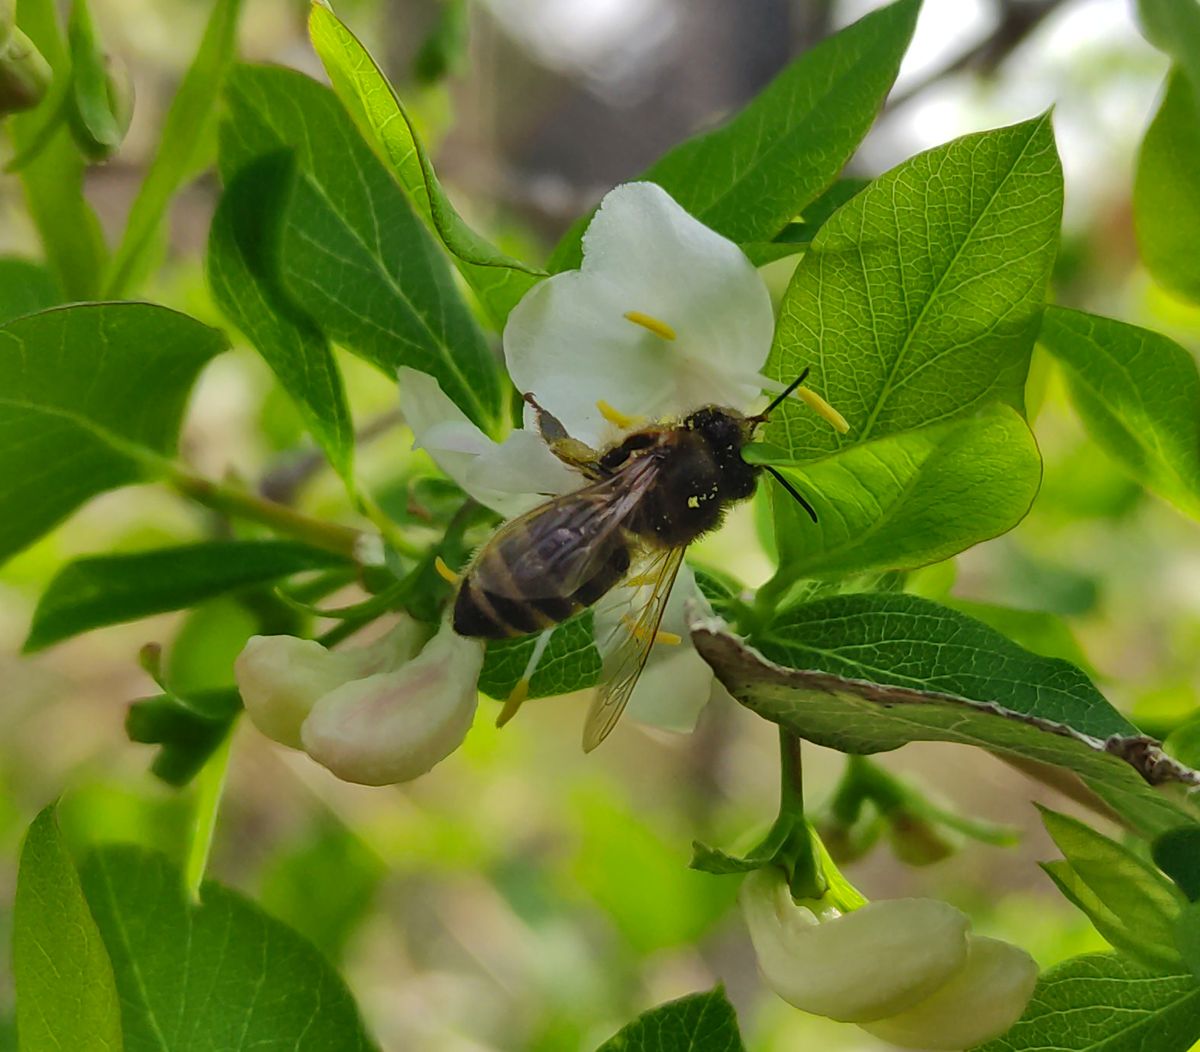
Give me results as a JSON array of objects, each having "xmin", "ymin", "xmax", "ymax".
[
  {"xmin": 236, "ymin": 619, "xmax": 426, "ymax": 749},
  {"xmin": 0, "ymin": 27, "xmax": 52, "ymax": 116},
  {"xmin": 301, "ymin": 620, "xmax": 484, "ymax": 785},
  {"xmin": 66, "ymin": 0, "xmax": 132, "ymax": 159},
  {"xmin": 859, "ymin": 935, "xmax": 1038, "ymax": 1050},
  {"xmin": 740, "ymin": 867, "xmax": 969, "ymax": 1023}
]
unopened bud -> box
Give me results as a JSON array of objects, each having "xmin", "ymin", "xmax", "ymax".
[
  {"xmin": 66, "ymin": 0, "xmax": 132, "ymax": 159},
  {"xmin": 0, "ymin": 27, "xmax": 52, "ymax": 116}
]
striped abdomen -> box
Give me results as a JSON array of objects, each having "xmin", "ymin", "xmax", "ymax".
[{"xmin": 453, "ymin": 515, "xmax": 633, "ymax": 640}]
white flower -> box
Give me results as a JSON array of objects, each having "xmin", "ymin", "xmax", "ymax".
[
  {"xmin": 235, "ymin": 618, "xmax": 484, "ymax": 785},
  {"xmin": 399, "ymin": 181, "xmax": 776, "ymax": 735},
  {"xmin": 741, "ymin": 867, "xmax": 1038, "ymax": 1049}
]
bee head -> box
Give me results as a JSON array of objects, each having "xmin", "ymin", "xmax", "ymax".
[{"xmin": 683, "ymin": 405, "xmax": 759, "ymax": 499}]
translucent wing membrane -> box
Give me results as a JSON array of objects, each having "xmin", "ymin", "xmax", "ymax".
[{"xmin": 583, "ymin": 545, "xmax": 687, "ymax": 751}]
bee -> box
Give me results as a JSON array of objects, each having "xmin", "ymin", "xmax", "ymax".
[{"xmin": 452, "ymin": 371, "xmax": 820, "ymax": 751}]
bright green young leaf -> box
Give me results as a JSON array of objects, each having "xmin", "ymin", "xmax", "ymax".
[
  {"xmin": 80, "ymin": 845, "xmax": 378, "ymax": 1050},
  {"xmin": 1135, "ymin": 69, "xmax": 1200, "ymax": 305},
  {"xmin": 0, "ymin": 304, "xmax": 227, "ymax": 565},
  {"xmin": 126, "ymin": 687, "xmax": 241, "ymax": 787},
  {"xmin": 974, "ymin": 952, "xmax": 1200, "ymax": 1052},
  {"xmin": 1039, "ymin": 306, "xmax": 1200, "ymax": 518},
  {"xmin": 1155, "ymin": 826, "xmax": 1200, "ymax": 900},
  {"xmin": 595, "ymin": 987, "xmax": 744, "ymax": 1052},
  {"xmin": 10, "ymin": 0, "xmax": 108, "ymax": 299},
  {"xmin": 1137, "ymin": 1, "xmax": 1200, "ymax": 95},
  {"xmin": 66, "ymin": 0, "xmax": 131, "ymax": 159},
  {"xmin": 766, "ymin": 114, "xmax": 1062, "ymax": 461},
  {"xmin": 765, "ymin": 404, "xmax": 1041, "ymax": 578},
  {"xmin": 477, "ymin": 610, "xmax": 601, "ymax": 701},
  {"xmin": 220, "ymin": 64, "xmax": 505, "ymax": 436},
  {"xmin": 309, "ymin": 2, "xmax": 542, "ymax": 327},
  {"xmin": 690, "ymin": 595, "xmax": 1200, "ymax": 837},
  {"xmin": 25, "ymin": 539, "xmax": 346, "ymax": 651},
  {"xmin": 13, "ymin": 806, "xmax": 123, "ymax": 1052},
  {"xmin": 1041, "ymin": 860, "xmax": 1157, "ymax": 966},
  {"xmin": 739, "ymin": 179, "xmax": 868, "ymax": 266},
  {"xmin": 551, "ymin": 0, "xmax": 921, "ymax": 271},
  {"xmin": 0, "ymin": 256, "xmax": 61, "ymax": 323},
  {"xmin": 105, "ymin": 0, "xmax": 243, "ymax": 297},
  {"xmin": 1039, "ymin": 807, "xmax": 1184, "ymax": 969},
  {"xmin": 207, "ymin": 152, "xmax": 354, "ymax": 482}
]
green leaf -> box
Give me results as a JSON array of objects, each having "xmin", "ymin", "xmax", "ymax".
[
  {"xmin": 308, "ymin": 2, "xmax": 542, "ymax": 327},
  {"xmin": 207, "ymin": 152, "xmax": 354, "ymax": 483},
  {"xmin": 551, "ymin": 0, "xmax": 921, "ymax": 270},
  {"xmin": 973, "ymin": 953, "xmax": 1200, "ymax": 1052},
  {"xmin": 0, "ymin": 256, "xmax": 61, "ymax": 324},
  {"xmin": 105, "ymin": 0, "xmax": 243, "ymax": 297},
  {"xmin": 1039, "ymin": 305, "xmax": 1200, "ymax": 517},
  {"xmin": 1137, "ymin": 1, "xmax": 1200, "ymax": 95},
  {"xmin": 66, "ymin": 0, "xmax": 131, "ymax": 159},
  {"xmin": 1039, "ymin": 807, "xmax": 1184, "ymax": 969},
  {"xmin": 219, "ymin": 64, "xmax": 506, "ymax": 435},
  {"xmin": 25, "ymin": 539, "xmax": 345, "ymax": 651},
  {"xmin": 0, "ymin": 303, "xmax": 227, "ymax": 564},
  {"xmin": 13, "ymin": 806, "xmax": 123, "ymax": 1052},
  {"xmin": 80, "ymin": 844, "xmax": 378, "ymax": 1050},
  {"xmin": 766, "ymin": 114, "xmax": 1062, "ymax": 461},
  {"xmin": 768, "ymin": 404, "xmax": 1041, "ymax": 578},
  {"xmin": 126, "ymin": 687, "xmax": 241, "ymax": 787},
  {"xmin": 1135, "ymin": 69, "xmax": 1200, "ymax": 305},
  {"xmin": 739, "ymin": 179, "xmax": 868, "ymax": 266},
  {"xmin": 690, "ymin": 594, "xmax": 1199, "ymax": 837},
  {"xmin": 595, "ymin": 987, "xmax": 745, "ymax": 1052},
  {"xmin": 1155, "ymin": 827, "xmax": 1200, "ymax": 901},
  {"xmin": 10, "ymin": 0, "xmax": 108, "ymax": 298},
  {"xmin": 1041, "ymin": 860, "xmax": 1153, "ymax": 966},
  {"xmin": 477, "ymin": 610, "xmax": 601, "ymax": 701},
  {"xmin": 1176, "ymin": 902, "xmax": 1200, "ymax": 982}
]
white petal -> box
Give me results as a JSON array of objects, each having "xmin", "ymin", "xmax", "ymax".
[
  {"xmin": 741, "ymin": 868, "xmax": 970, "ymax": 1023},
  {"xmin": 301, "ymin": 621, "xmax": 485, "ymax": 785},
  {"xmin": 859, "ymin": 935, "xmax": 1038, "ymax": 1050},
  {"xmin": 504, "ymin": 183, "xmax": 773, "ymax": 447},
  {"xmin": 235, "ymin": 621, "xmax": 427, "ymax": 750},
  {"xmin": 464, "ymin": 428, "xmax": 582, "ymax": 513}
]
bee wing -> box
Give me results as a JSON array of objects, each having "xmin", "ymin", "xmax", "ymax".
[
  {"xmin": 582, "ymin": 544, "xmax": 687, "ymax": 752},
  {"xmin": 470, "ymin": 454, "xmax": 662, "ymax": 600}
]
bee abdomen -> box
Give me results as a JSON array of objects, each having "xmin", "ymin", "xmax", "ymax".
[{"xmin": 453, "ymin": 545, "xmax": 631, "ymax": 640}]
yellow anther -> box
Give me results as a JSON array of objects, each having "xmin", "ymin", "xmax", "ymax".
[
  {"xmin": 623, "ymin": 310, "xmax": 677, "ymax": 341},
  {"xmin": 496, "ymin": 678, "xmax": 529, "ymax": 727},
  {"xmin": 434, "ymin": 555, "xmax": 460, "ymax": 585},
  {"xmin": 797, "ymin": 386, "xmax": 851, "ymax": 434},
  {"xmin": 623, "ymin": 572, "xmax": 663, "ymax": 587},
  {"xmin": 622, "ymin": 614, "xmax": 682, "ymax": 646},
  {"xmin": 597, "ymin": 399, "xmax": 647, "ymax": 430}
]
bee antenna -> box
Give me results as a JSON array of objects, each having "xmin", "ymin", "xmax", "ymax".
[
  {"xmin": 765, "ymin": 466, "xmax": 818, "ymax": 524},
  {"xmin": 750, "ymin": 367, "xmax": 812, "ymax": 426}
]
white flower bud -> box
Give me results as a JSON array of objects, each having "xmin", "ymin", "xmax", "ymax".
[
  {"xmin": 859, "ymin": 934, "xmax": 1038, "ymax": 1050},
  {"xmin": 740, "ymin": 867, "xmax": 969, "ymax": 1023},
  {"xmin": 235, "ymin": 619, "xmax": 426, "ymax": 749},
  {"xmin": 301, "ymin": 620, "xmax": 484, "ymax": 785}
]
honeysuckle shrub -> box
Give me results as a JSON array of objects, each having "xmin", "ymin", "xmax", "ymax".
[{"xmin": 4, "ymin": 0, "xmax": 1200, "ymax": 1049}]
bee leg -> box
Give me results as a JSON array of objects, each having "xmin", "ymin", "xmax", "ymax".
[
  {"xmin": 434, "ymin": 555, "xmax": 461, "ymax": 585},
  {"xmin": 523, "ymin": 391, "xmax": 604, "ymax": 476},
  {"xmin": 496, "ymin": 628, "xmax": 554, "ymax": 728}
]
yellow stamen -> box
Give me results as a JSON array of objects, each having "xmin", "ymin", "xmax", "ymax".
[
  {"xmin": 622, "ymin": 614, "xmax": 682, "ymax": 646},
  {"xmin": 434, "ymin": 555, "xmax": 460, "ymax": 585},
  {"xmin": 623, "ymin": 572, "xmax": 663, "ymax": 587},
  {"xmin": 496, "ymin": 678, "xmax": 529, "ymax": 727},
  {"xmin": 797, "ymin": 386, "xmax": 851, "ymax": 434},
  {"xmin": 623, "ymin": 310, "xmax": 677, "ymax": 341},
  {"xmin": 597, "ymin": 399, "xmax": 647, "ymax": 430}
]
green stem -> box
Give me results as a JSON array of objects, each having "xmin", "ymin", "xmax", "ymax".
[
  {"xmin": 185, "ymin": 727, "xmax": 233, "ymax": 901},
  {"xmin": 777, "ymin": 729, "xmax": 825, "ymax": 900},
  {"xmin": 168, "ymin": 466, "xmax": 368, "ymax": 561}
]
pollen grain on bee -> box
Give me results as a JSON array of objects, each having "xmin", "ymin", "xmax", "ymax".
[{"xmin": 623, "ymin": 310, "xmax": 677, "ymax": 341}]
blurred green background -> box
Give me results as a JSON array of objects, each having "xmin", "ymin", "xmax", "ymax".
[{"xmin": 2, "ymin": 0, "xmax": 1198, "ymax": 1048}]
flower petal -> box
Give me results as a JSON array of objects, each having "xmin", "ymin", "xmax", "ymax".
[
  {"xmin": 741, "ymin": 868, "xmax": 970, "ymax": 1023},
  {"xmin": 400, "ymin": 366, "xmax": 580, "ymax": 516},
  {"xmin": 504, "ymin": 182, "xmax": 773, "ymax": 447},
  {"xmin": 301, "ymin": 620, "xmax": 485, "ymax": 785},
  {"xmin": 859, "ymin": 935, "xmax": 1038, "ymax": 1050},
  {"xmin": 235, "ymin": 621, "xmax": 427, "ymax": 749}
]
